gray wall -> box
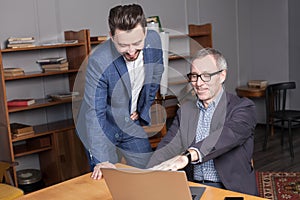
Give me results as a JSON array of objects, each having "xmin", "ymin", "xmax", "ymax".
[
  {"xmin": 237, "ymin": 0, "xmax": 290, "ymax": 122},
  {"xmin": 289, "ymin": 0, "xmax": 300, "ymax": 110},
  {"xmin": 1, "ymin": 0, "xmax": 299, "ymax": 123}
]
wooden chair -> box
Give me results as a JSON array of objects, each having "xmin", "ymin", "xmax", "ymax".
[
  {"xmin": 263, "ymin": 82, "xmax": 300, "ymax": 158},
  {"xmin": 0, "ymin": 161, "xmax": 24, "ymax": 199}
]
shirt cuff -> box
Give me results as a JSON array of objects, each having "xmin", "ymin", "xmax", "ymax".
[{"xmin": 189, "ymin": 147, "xmax": 202, "ymax": 164}]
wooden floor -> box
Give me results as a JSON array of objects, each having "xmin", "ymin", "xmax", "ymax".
[{"xmin": 253, "ymin": 124, "xmax": 300, "ymax": 172}]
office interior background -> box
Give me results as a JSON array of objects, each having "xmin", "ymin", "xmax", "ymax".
[{"xmin": 1, "ymin": 0, "xmax": 299, "ymax": 170}]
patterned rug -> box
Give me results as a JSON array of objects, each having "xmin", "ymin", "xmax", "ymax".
[{"xmin": 256, "ymin": 171, "xmax": 300, "ymax": 200}]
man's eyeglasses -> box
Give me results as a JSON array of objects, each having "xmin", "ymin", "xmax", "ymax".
[{"xmin": 187, "ymin": 70, "xmax": 223, "ymax": 82}]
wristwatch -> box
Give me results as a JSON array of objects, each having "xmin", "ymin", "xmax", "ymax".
[{"xmin": 182, "ymin": 150, "xmax": 192, "ymax": 163}]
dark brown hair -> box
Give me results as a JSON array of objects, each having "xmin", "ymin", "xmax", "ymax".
[{"xmin": 108, "ymin": 4, "xmax": 146, "ymax": 36}]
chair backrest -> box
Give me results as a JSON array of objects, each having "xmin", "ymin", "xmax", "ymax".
[
  {"xmin": 0, "ymin": 162, "xmax": 10, "ymax": 184},
  {"xmin": 0, "ymin": 162, "xmax": 24, "ymax": 198},
  {"xmin": 265, "ymin": 81, "xmax": 296, "ymax": 118}
]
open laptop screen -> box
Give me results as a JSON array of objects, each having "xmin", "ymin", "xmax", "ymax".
[{"xmin": 102, "ymin": 168, "xmax": 205, "ymax": 200}]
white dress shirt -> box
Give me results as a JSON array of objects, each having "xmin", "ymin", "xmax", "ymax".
[{"xmin": 125, "ymin": 51, "xmax": 145, "ymax": 114}]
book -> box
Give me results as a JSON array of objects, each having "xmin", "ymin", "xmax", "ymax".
[
  {"xmin": 64, "ymin": 40, "xmax": 78, "ymax": 44},
  {"xmin": 4, "ymin": 67, "xmax": 24, "ymax": 72},
  {"xmin": 10, "ymin": 123, "xmax": 34, "ymax": 135},
  {"xmin": 90, "ymin": 36, "xmax": 108, "ymax": 41},
  {"xmin": 4, "ymin": 68, "xmax": 25, "ymax": 77},
  {"xmin": 6, "ymin": 43, "xmax": 36, "ymax": 48},
  {"xmin": 36, "ymin": 57, "xmax": 66, "ymax": 64},
  {"xmin": 8, "ymin": 36, "xmax": 34, "ymax": 42},
  {"xmin": 49, "ymin": 91, "xmax": 79, "ymax": 100},
  {"xmin": 12, "ymin": 130, "xmax": 35, "ymax": 138},
  {"xmin": 43, "ymin": 66, "xmax": 69, "ymax": 72},
  {"xmin": 41, "ymin": 61, "xmax": 69, "ymax": 69},
  {"xmin": 40, "ymin": 41, "xmax": 65, "ymax": 46},
  {"xmin": 4, "ymin": 71, "xmax": 25, "ymax": 77},
  {"xmin": 40, "ymin": 40, "xmax": 78, "ymax": 46},
  {"xmin": 7, "ymin": 99, "xmax": 35, "ymax": 107},
  {"xmin": 41, "ymin": 62, "xmax": 69, "ymax": 72},
  {"xmin": 8, "ymin": 39, "xmax": 35, "ymax": 44},
  {"xmin": 247, "ymin": 80, "xmax": 268, "ymax": 88},
  {"xmin": 10, "ymin": 122, "xmax": 35, "ymax": 138}
]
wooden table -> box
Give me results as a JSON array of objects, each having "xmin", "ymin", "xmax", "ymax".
[
  {"xmin": 236, "ymin": 85, "xmax": 266, "ymax": 98},
  {"xmin": 17, "ymin": 164, "xmax": 267, "ymax": 200}
]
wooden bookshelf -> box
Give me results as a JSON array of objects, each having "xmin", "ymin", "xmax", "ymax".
[{"xmin": 0, "ymin": 29, "xmax": 90, "ymax": 186}]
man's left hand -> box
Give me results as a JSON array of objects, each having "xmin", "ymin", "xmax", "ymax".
[
  {"xmin": 130, "ymin": 111, "xmax": 139, "ymax": 121},
  {"xmin": 149, "ymin": 155, "xmax": 188, "ymax": 171}
]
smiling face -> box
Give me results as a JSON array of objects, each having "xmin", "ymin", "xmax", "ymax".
[
  {"xmin": 190, "ymin": 54, "xmax": 226, "ymax": 108},
  {"xmin": 111, "ymin": 24, "xmax": 146, "ymax": 62}
]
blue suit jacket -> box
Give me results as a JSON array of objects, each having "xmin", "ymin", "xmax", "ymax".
[{"xmin": 76, "ymin": 30, "xmax": 164, "ymax": 163}]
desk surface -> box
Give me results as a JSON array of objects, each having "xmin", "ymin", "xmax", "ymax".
[{"xmin": 18, "ymin": 164, "xmax": 267, "ymax": 200}]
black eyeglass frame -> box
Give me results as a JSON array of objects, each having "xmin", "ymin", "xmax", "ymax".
[{"xmin": 187, "ymin": 70, "xmax": 224, "ymax": 82}]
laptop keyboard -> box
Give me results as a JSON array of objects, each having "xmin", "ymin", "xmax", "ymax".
[{"xmin": 189, "ymin": 186, "xmax": 205, "ymax": 200}]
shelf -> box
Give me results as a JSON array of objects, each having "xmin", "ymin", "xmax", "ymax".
[
  {"xmin": 168, "ymin": 53, "xmax": 190, "ymax": 60},
  {"xmin": 8, "ymin": 98, "xmax": 72, "ymax": 113},
  {"xmin": 14, "ymin": 132, "xmax": 52, "ymax": 157},
  {"xmin": 1, "ymin": 42, "xmax": 86, "ymax": 53},
  {"xmin": 4, "ymin": 69, "xmax": 78, "ymax": 81},
  {"xmin": 13, "ymin": 119, "xmax": 75, "ymax": 157},
  {"xmin": 169, "ymin": 32, "xmax": 210, "ymax": 38},
  {"xmin": 12, "ymin": 119, "xmax": 75, "ymax": 142},
  {"xmin": 90, "ymin": 40, "xmax": 106, "ymax": 45},
  {"xmin": 169, "ymin": 34, "xmax": 187, "ymax": 39},
  {"xmin": 188, "ymin": 32, "xmax": 211, "ymax": 37},
  {"xmin": 34, "ymin": 119, "xmax": 75, "ymax": 133},
  {"xmin": 14, "ymin": 145, "xmax": 52, "ymax": 157}
]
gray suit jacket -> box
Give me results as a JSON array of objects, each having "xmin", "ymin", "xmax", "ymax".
[{"xmin": 147, "ymin": 92, "xmax": 258, "ymax": 196}]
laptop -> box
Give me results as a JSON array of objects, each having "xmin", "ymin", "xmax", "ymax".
[{"xmin": 102, "ymin": 168, "xmax": 205, "ymax": 200}]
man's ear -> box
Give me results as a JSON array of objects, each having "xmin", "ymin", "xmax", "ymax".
[
  {"xmin": 220, "ymin": 69, "xmax": 227, "ymax": 84},
  {"xmin": 109, "ymin": 31, "xmax": 113, "ymax": 40},
  {"xmin": 144, "ymin": 27, "xmax": 147, "ymax": 38}
]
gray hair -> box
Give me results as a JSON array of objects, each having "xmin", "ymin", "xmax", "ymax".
[{"xmin": 191, "ymin": 48, "xmax": 228, "ymax": 70}]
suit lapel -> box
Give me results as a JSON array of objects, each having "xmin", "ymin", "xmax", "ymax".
[
  {"xmin": 200, "ymin": 92, "xmax": 227, "ymax": 156},
  {"xmin": 143, "ymin": 48, "xmax": 153, "ymax": 85},
  {"xmin": 113, "ymin": 55, "xmax": 132, "ymax": 97},
  {"xmin": 181, "ymin": 101, "xmax": 199, "ymax": 148},
  {"xmin": 189, "ymin": 103, "xmax": 199, "ymax": 145},
  {"xmin": 111, "ymin": 40, "xmax": 152, "ymax": 103}
]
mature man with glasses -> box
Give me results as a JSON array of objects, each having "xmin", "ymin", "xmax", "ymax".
[{"xmin": 147, "ymin": 48, "xmax": 258, "ymax": 196}]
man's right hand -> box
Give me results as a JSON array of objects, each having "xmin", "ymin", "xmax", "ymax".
[{"xmin": 91, "ymin": 161, "xmax": 116, "ymax": 180}]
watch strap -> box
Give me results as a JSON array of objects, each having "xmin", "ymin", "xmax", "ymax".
[{"xmin": 182, "ymin": 150, "xmax": 192, "ymax": 163}]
